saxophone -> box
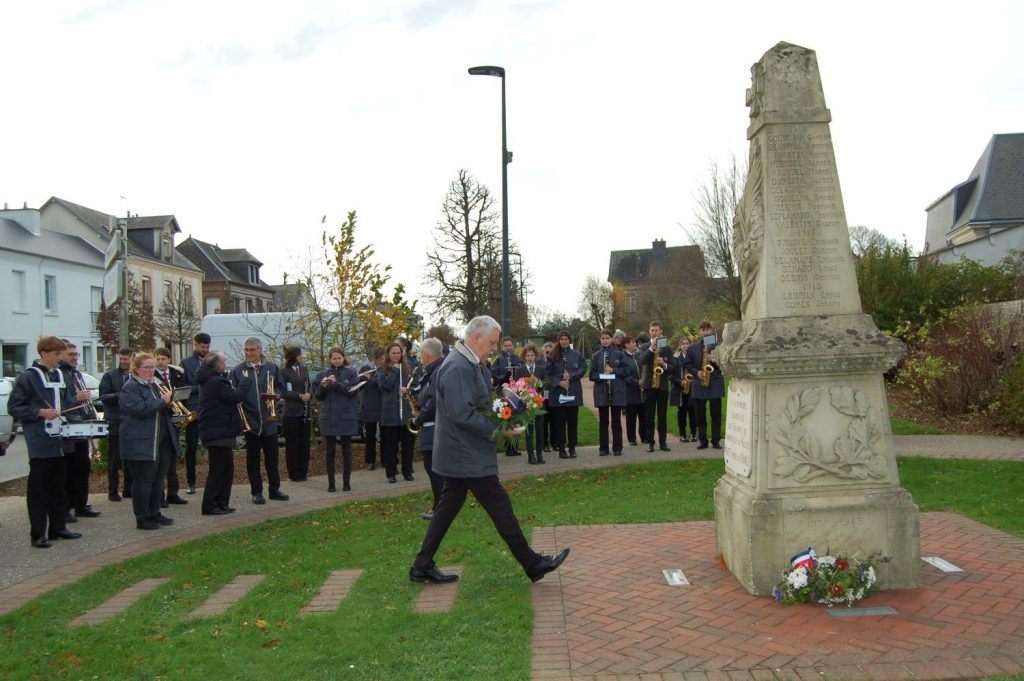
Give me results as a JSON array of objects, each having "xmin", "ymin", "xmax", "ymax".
[
  {"xmin": 698, "ymin": 348, "xmax": 715, "ymax": 388},
  {"xmin": 682, "ymin": 371, "xmax": 693, "ymax": 395},
  {"xmin": 405, "ymin": 375, "xmax": 421, "ymax": 434},
  {"xmin": 652, "ymin": 363, "xmax": 664, "ymax": 389}
]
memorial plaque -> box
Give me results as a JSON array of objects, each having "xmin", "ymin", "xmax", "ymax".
[{"xmin": 724, "ymin": 379, "xmax": 753, "ymax": 477}]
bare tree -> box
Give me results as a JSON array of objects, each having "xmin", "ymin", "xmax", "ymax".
[
  {"xmin": 155, "ymin": 278, "xmax": 202, "ymax": 360},
  {"xmin": 577, "ymin": 275, "xmax": 616, "ymax": 331},
  {"xmin": 424, "ymin": 169, "xmax": 532, "ymax": 335},
  {"xmin": 849, "ymin": 224, "xmax": 898, "ymax": 257},
  {"xmin": 680, "ymin": 154, "xmax": 746, "ymax": 319}
]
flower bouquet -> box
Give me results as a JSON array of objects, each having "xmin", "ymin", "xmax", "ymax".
[
  {"xmin": 485, "ymin": 376, "xmax": 546, "ymax": 439},
  {"xmin": 773, "ymin": 547, "xmax": 882, "ymax": 607}
]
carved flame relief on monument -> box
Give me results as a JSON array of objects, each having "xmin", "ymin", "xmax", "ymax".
[{"xmin": 774, "ymin": 386, "xmax": 888, "ymax": 483}]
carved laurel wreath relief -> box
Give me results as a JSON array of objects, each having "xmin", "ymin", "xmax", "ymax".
[{"xmin": 774, "ymin": 386, "xmax": 888, "ymax": 482}]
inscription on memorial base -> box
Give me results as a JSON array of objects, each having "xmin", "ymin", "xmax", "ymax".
[{"xmin": 715, "ymin": 42, "xmax": 920, "ymax": 596}]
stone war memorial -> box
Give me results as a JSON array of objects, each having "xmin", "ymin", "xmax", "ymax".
[{"xmin": 716, "ymin": 42, "xmax": 921, "ymax": 595}]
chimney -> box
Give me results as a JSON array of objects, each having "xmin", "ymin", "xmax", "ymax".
[
  {"xmin": 2, "ymin": 206, "xmax": 42, "ymax": 236},
  {"xmin": 652, "ymin": 239, "xmax": 667, "ymax": 270}
]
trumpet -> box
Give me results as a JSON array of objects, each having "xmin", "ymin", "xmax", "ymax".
[
  {"xmin": 263, "ymin": 374, "xmax": 279, "ymax": 422},
  {"xmin": 74, "ymin": 374, "xmax": 98, "ymax": 419},
  {"xmin": 238, "ymin": 403, "xmax": 253, "ymax": 434},
  {"xmin": 405, "ymin": 375, "xmax": 421, "ymax": 434},
  {"xmin": 698, "ymin": 348, "xmax": 715, "ymax": 388},
  {"xmin": 159, "ymin": 384, "xmax": 198, "ymax": 428}
]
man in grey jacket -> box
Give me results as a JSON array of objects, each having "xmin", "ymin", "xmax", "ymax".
[{"xmin": 409, "ymin": 316, "xmax": 570, "ymax": 584}]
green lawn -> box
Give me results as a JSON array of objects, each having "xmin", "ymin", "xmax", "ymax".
[{"xmin": 1, "ymin": 457, "xmax": 1021, "ymax": 680}]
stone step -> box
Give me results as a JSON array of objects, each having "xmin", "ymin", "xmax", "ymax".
[
  {"xmin": 68, "ymin": 577, "xmax": 170, "ymax": 627},
  {"xmin": 187, "ymin": 574, "xmax": 266, "ymax": 619},
  {"xmin": 300, "ymin": 569, "xmax": 364, "ymax": 614},
  {"xmin": 412, "ymin": 566, "xmax": 463, "ymax": 613}
]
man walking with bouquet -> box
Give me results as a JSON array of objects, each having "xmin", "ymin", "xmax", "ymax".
[{"xmin": 409, "ymin": 315, "xmax": 570, "ymax": 584}]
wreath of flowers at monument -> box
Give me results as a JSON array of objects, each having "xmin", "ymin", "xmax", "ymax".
[
  {"xmin": 774, "ymin": 386, "xmax": 888, "ymax": 482},
  {"xmin": 483, "ymin": 376, "xmax": 546, "ymax": 438},
  {"xmin": 773, "ymin": 547, "xmax": 882, "ymax": 607}
]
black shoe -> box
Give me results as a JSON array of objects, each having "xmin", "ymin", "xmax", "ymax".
[
  {"xmin": 420, "ymin": 511, "xmax": 434, "ymax": 520},
  {"xmin": 537, "ymin": 454, "xmax": 546, "ymax": 464},
  {"xmin": 202, "ymin": 507, "xmax": 230, "ymax": 516},
  {"xmin": 613, "ymin": 449, "xmax": 622, "ymax": 456},
  {"xmin": 186, "ymin": 486, "xmax": 196, "ymax": 495},
  {"xmin": 598, "ymin": 449, "xmax": 610, "ymax": 456},
  {"xmin": 628, "ymin": 440, "xmax": 638, "ymax": 447},
  {"xmin": 137, "ymin": 519, "xmax": 159, "ymax": 530},
  {"xmin": 409, "ymin": 565, "xmax": 459, "ymax": 584},
  {"xmin": 569, "ymin": 448, "xmax": 577, "ymax": 458},
  {"xmin": 64, "ymin": 512, "xmax": 79, "ymax": 524},
  {"xmin": 328, "ymin": 484, "xmax": 337, "ymax": 493},
  {"xmin": 528, "ymin": 547, "xmax": 571, "ymax": 582},
  {"xmin": 252, "ymin": 494, "xmax": 267, "ymax": 505},
  {"xmin": 166, "ymin": 496, "xmax": 188, "ymax": 505},
  {"xmin": 368, "ymin": 462, "xmax": 376, "ymax": 471},
  {"xmin": 343, "ymin": 482, "xmax": 351, "ymax": 492},
  {"xmin": 221, "ymin": 506, "xmax": 236, "ymax": 513},
  {"xmin": 388, "ymin": 476, "xmax": 397, "ymax": 483},
  {"xmin": 647, "ymin": 443, "xmax": 655, "ymax": 453},
  {"xmin": 76, "ymin": 507, "xmax": 101, "ymax": 518},
  {"xmin": 712, "ymin": 442, "xmax": 723, "ymax": 450},
  {"xmin": 697, "ymin": 443, "xmax": 709, "ymax": 450},
  {"xmin": 108, "ymin": 492, "xmax": 122, "ymax": 502},
  {"xmin": 160, "ymin": 500, "xmax": 169, "ymax": 509},
  {"xmin": 32, "ymin": 536, "xmax": 52, "ymax": 548},
  {"xmin": 269, "ymin": 491, "xmax": 290, "ymax": 501},
  {"xmin": 660, "ymin": 444, "xmax": 671, "ymax": 452},
  {"xmin": 403, "ymin": 473, "xmax": 415, "ymax": 482},
  {"xmin": 542, "ymin": 445, "xmax": 551, "ymax": 453},
  {"xmin": 558, "ymin": 449, "xmax": 569, "ymax": 459},
  {"xmin": 527, "ymin": 452, "xmax": 537, "ymax": 464},
  {"xmin": 155, "ymin": 514, "xmax": 174, "ymax": 526},
  {"xmin": 122, "ymin": 490, "xmax": 131, "ymax": 499},
  {"xmin": 49, "ymin": 528, "xmax": 83, "ymax": 540}
]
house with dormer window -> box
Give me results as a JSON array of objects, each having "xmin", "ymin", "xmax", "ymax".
[
  {"xmin": 924, "ymin": 133, "xmax": 1024, "ymax": 265},
  {"xmin": 176, "ymin": 238, "xmax": 275, "ymax": 315}
]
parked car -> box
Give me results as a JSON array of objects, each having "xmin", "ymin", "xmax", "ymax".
[{"xmin": 0, "ymin": 377, "xmax": 16, "ymax": 454}]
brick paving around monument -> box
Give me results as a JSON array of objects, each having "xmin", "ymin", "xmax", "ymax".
[{"xmin": 528, "ymin": 513, "xmax": 1024, "ymax": 681}]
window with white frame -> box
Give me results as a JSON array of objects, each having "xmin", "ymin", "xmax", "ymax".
[
  {"xmin": 12, "ymin": 270, "xmax": 26, "ymax": 311},
  {"xmin": 141, "ymin": 276, "xmax": 152, "ymax": 303},
  {"xmin": 625, "ymin": 294, "xmax": 637, "ymax": 314},
  {"xmin": 44, "ymin": 274, "xmax": 57, "ymax": 312},
  {"xmin": 205, "ymin": 296, "xmax": 221, "ymax": 314}
]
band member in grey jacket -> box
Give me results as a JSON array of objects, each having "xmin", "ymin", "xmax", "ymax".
[
  {"xmin": 545, "ymin": 330, "xmax": 585, "ymax": 459},
  {"xmin": 409, "ymin": 316, "xmax": 570, "ymax": 584},
  {"xmin": 683, "ymin": 320, "xmax": 726, "ymax": 450},
  {"xmin": 231, "ymin": 337, "xmax": 288, "ymax": 505}
]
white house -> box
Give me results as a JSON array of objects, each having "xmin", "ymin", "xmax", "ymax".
[{"xmin": 0, "ymin": 206, "xmax": 106, "ymax": 377}]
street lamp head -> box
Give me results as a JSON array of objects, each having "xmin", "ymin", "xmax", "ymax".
[{"xmin": 468, "ymin": 65, "xmax": 505, "ymax": 78}]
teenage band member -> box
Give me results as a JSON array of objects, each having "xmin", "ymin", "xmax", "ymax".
[
  {"xmin": 120, "ymin": 353, "xmax": 177, "ymax": 531},
  {"xmin": 513, "ymin": 343, "xmax": 546, "ymax": 464},
  {"xmin": 411, "ymin": 338, "xmax": 445, "ymax": 517},
  {"xmin": 622, "ymin": 336, "xmax": 647, "ymax": 447},
  {"xmin": 197, "ymin": 351, "xmax": 249, "ymax": 515},
  {"xmin": 100, "ymin": 348, "xmax": 134, "ymax": 500},
  {"xmin": 639, "ymin": 321, "xmax": 675, "ymax": 453},
  {"xmin": 231, "ymin": 337, "xmax": 289, "ymax": 505},
  {"xmin": 590, "ymin": 329, "xmax": 627, "ymax": 456},
  {"xmin": 546, "ymin": 330, "xmax": 585, "ymax": 459},
  {"xmin": 315, "ymin": 347, "xmax": 368, "ymax": 492},
  {"xmin": 684, "ymin": 320, "xmax": 726, "ymax": 449},
  {"xmin": 492, "ymin": 337, "xmax": 524, "ymax": 457},
  {"xmin": 280, "ymin": 344, "xmax": 313, "ymax": 482},
  {"xmin": 671, "ymin": 338, "xmax": 698, "ymax": 442},
  {"xmin": 541, "ymin": 342, "xmax": 555, "ymax": 452},
  {"xmin": 180, "ymin": 332, "xmax": 210, "ymax": 494},
  {"xmin": 59, "ymin": 341, "xmax": 100, "ymax": 520},
  {"xmin": 409, "ymin": 316, "xmax": 570, "ymax": 584},
  {"xmin": 377, "ymin": 341, "xmax": 415, "ymax": 484},
  {"xmin": 7, "ymin": 336, "xmax": 81, "ymax": 548},
  {"xmin": 359, "ymin": 348, "xmax": 384, "ymax": 471},
  {"xmin": 154, "ymin": 348, "xmax": 188, "ymax": 506}
]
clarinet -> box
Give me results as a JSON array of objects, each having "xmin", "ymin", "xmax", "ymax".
[
  {"xmin": 604, "ymin": 350, "xmax": 612, "ymax": 403},
  {"xmin": 302, "ymin": 366, "xmax": 311, "ymax": 423}
]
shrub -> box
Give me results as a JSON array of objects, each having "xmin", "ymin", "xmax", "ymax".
[{"xmin": 998, "ymin": 353, "xmax": 1024, "ymax": 429}]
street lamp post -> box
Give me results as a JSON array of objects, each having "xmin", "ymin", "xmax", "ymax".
[{"xmin": 468, "ymin": 65, "xmax": 511, "ymax": 338}]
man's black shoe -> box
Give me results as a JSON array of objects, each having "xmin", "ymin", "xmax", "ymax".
[
  {"xmin": 569, "ymin": 448, "xmax": 577, "ymax": 458},
  {"xmin": 598, "ymin": 449, "xmax": 610, "ymax": 456},
  {"xmin": 647, "ymin": 443, "xmax": 655, "ymax": 453},
  {"xmin": 186, "ymin": 486, "xmax": 196, "ymax": 495},
  {"xmin": 387, "ymin": 476, "xmax": 397, "ymax": 483},
  {"xmin": 403, "ymin": 473, "xmax": 415, "ymax": 481},
  {"xmin": 32, "ymin": 536, "xmax": 52, "ymax": 548},
  {"xmin": 76, "ymin": 506, "xmax": 101, "ymax": 518},
  {"xmin": 222, "ymin": 506, "xmax": 236, "ymax": 513},
  {"xmin": 368, "ymin": 462, "xmax": 376, "ymax": 471},
  {"xmin": 155, "ymin": 514, "xmax": 174, "ymax": 526},
  {"xmin": 528, "ymin": 547, "xmax": 571, "ymax": 583},
  {"xmin": 697, "ymin": 443, "xmax": 709, "ymax": 450},
  {"xmin": 628, "ymin": 440, "xmax": 638, "ymax": 446},
  {"xmin": 613, "ymin": 449, "xmax": 622, "ymax": 456},
  {"xmin": 252, "ymin": 493, "xmax": 267, "ymax": 505},
  {"xmin": 409, "ymin": 565, "xmax": 459, "ymax": 584},
  {"xmin": 328, "ymin": 484, "xmax": 337, "ymax": 493},
  {"xmin": 558, "ymin": 449, "xmax": 569, "ymax": 459},
  {"xmin": 660, "ymin": 444, "xmax": 671, "ymax": 452},
  {"xmin": 108, "ymin": 492, "xmax": 122, "ymax": 502},
  {"xmin": 122, "ymin": 490, "xmax": 131, "ymax": 499},
  {"xmin": 343, "ymin": 482, "xmax": 352, "ymax": 491},
  {"xmin": 269, "ymin": 491, "xmax": 290, "ymax": 501},
  {"xmin": 64, "ymin": 512, "xmax": 79, "ymax": 524},
  {"xmin": 160, "ymin": 500, "xmax": 169, "ymax": 508},
  {"xmin": 712, "ymin": 442, "xmax": 723, "ymax": 449},
  {"xmin": 137, "ymin": 519, "xmax": 159, "ymax": 530},
  {"xmin": 202, "ymin": 507, "xmax": 230, "ymax": 516},
  {"xmin": 49, "ymin": 529, "xmax": 83, "ymax": 540},
  {"xmin": 167, "ymin": 496, "xmax": 188, "ymax": 505}
]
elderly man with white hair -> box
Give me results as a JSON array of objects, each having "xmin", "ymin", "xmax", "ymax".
[{"xmin": 409, "ymin": 316, "xmax": 570, "ymax": 584}]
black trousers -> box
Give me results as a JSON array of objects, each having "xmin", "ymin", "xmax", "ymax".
[
  {"xmin": 27, "ymin": 456, "xmax": 68, "ymax": 540},
  {"xmin": 283, "ymin": 416, "xmax": 311, "ymax": 479},
  {"xmin": 420, "ymin": 449, "xmax": 443, "ymax": 511},
  {"xmin": 324, "ymin": 435, "xmax": 352, "ymax": 486},
  {"xmin": 693, "ymin": 397, "xmax": 723, "ymax": 445},
  {"xmin": 542, "ymin": 401, "xmax": 552, "ymax": 448},
  {"xmin": 413, "ymin": 475, "xmax": 541, "ymax": 573},
  {"xmin": 380, "ymin": 425, "xmax": 413, "ymax": 478},
  {"xmin": 676, "ymin": 397, "xmax": 697, "ymax": 439},
  {"xmin": 65, "ymin": 439, "xmax": 91, "ymax": 512},
  {"xmin": 106, "ymin": 434, "xmax": 133, "ymax": 495},
  {"xmin": 625, "ymin": 403, "xmax": 647, "ymax": 444},
  {"xmin": 165, "ymin": 441, "xmax": 182, "ymax": 499},
  {"xmin": 362, "ymin": 421, "xmax": 379, "ymax": 465},
  {"xmin": 549, "ymin": 406, "xmax": 579, "ymax": 450},
  {"xmin": 525, "ymin": 414, "xmax": 545, "ymax": 457},
  {"xmin": 244, "ymin": 432, "xmax": 281, "ymax": 495},
  {"xmin": 644, "ymin": 390, "xmax": 669, "ymax": 445},
  {"xmin": 597, "ymin": 405, "xmax": 623, "ymax": 452},
  {"xmin": 127, "ymin": 439, "xmax": 173, "ymax": 522},
  {"xmin": 202, "ymin": 444, "xmax": 234, "ymax": 513},
  {"xmin": 184, "ymin": 420, "xmax": 199, "ymax": 487}
]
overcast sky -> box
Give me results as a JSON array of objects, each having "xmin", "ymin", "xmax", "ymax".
[{"xmin": 3, "ymin": 1, "xmax": 1022, "ymax": 326}]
